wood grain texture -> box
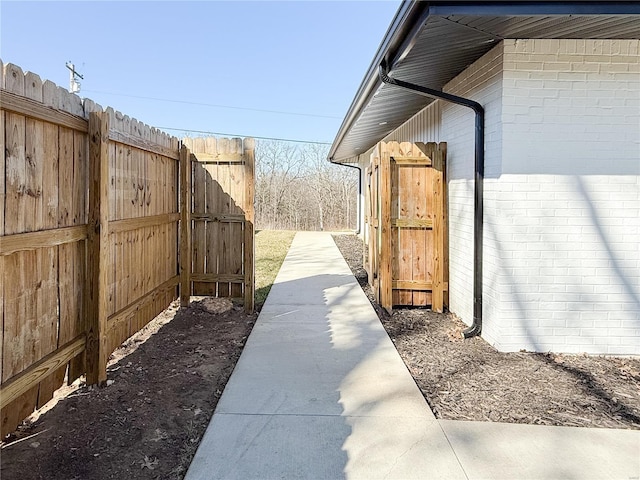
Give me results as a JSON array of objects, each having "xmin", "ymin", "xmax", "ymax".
[
  {"xmin": 86, "ymin": 111, "xmax": 110, "ymax": 385},
  {"xmin": 109, "ymin": 213, "xmax": 180, "ymax": 234},
  {"xmin": 1, "ymin": 225, "xmax": 87, "ymax": 255},
  {"xmin": 0, "ymin": 336, "xmax": 85, "ymax": 409},
  {"xmin": 1, "ymin": 64, "xmax": 184, "ymax": 434},
  {"xmin": 0, "ymin": 89, "xmax": 88, "ymax": 132},
  {"xmin": 109, "ymin": 129, "xmax": 179, "ymax": 160},
  {"xmin": 180, "ymin": 145, "xmax": 192, "ymax": 306},
  {"xmin": 0, "ymin": 60, "xmax": 4, "ymax": 384},
  {"xmin": 243, "ymin": 138, "xmax": 255, "ymax": 313},
  {"xmin": 367, "ymin": 141, "xmax": 448, "ymax": 311},
  {"xmin": 379, "ymin": 142, "xmax": 393, "ymax": 313}
]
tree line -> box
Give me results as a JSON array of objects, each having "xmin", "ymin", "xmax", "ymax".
[{"xmin": 255, "ymin": 140, "xmax": 358, "ymax": 231}]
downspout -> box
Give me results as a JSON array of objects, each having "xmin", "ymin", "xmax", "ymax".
[
  {"xmin": 379, "ymin": 64, "xmax": 483, "ymax": 338},
  {"xmin": 338, "ymin": 162, "xmax": 362, "ymax": 235}
]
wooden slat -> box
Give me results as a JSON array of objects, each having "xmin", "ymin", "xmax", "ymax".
[
  {"xmin": 0, "ymin": 335, "xmax": 85, "ymax": 409},
  {"xmin": 190, "ymin": 273, "xmax": 244, "ymax": 283},
  {"xmin": 392, "ymin": 281, "xmax": 449, "ymax": 291},
  {"xmin": 229, "ymin": 138, "xmax": 243, "ymax": 299},
  {"xmin": 189, "ymin": 152, "xmax": 244, "ymax": 163},
  {"xmin": 393, "ymin": 280, "xmax": 433, "ymax": 291},
  {"xmin": 4, "ymin": 64, "xmax": 26, "ymax": 236},
  {"xmin": 58, "ymin": 103, "xmax": 86, "ymax": 384},
  {"xmin": 391, "ymin": 156, "xmax": 432, "ymax": 166},
  {"xmin": 191, "ymin": 213, "xmax": 245, "ymax": 222},
  {"xmin": 86, "ymin": 111, "xmax": 110, "ymax": 385},
  {"xmin": 432, "ymin": 144, "xmax": 445, "ymax": 312},
  {"xmin": 192, "ymin": 158, "xmax": 206, "ymax": 294},
  {"xmin": 108, "ymin": 128, "xmax": 179, "ymax": 161},
  {"xmin": 0, "ymin": 89, "xmax": 88, "ymax": 132},
  {"xmin": 243, "ymin": 138, "xmax": 255, "ymax": 313},
  {"xmin": 0, "ymin": 225, "xmax": 87, "ymax": 255},
  {"xmin": 107, "ymin": 275, "xmax": 179, "ymax": 335},
  {"xmin": 379, "ymin": 142, "xmax": 393, "ymax": 313},
  {"xmin": 0, "ymin": 60, "xmax": 4, "ymax": 383},
  {"xmin": 2, "ymin": 65, "xmax": 40, "ymax": 430},
  {"xmin": 441, "ymin": 142, "xmax": 449, "ymax": 307},
  {"xmin": 216, "ymin": 138, "xmax": 230, "ymax": 297},
  {"xmin": 180, "ymin": 145, "xmax": 192, "ymax": 306},
  {"xmin": 109, "ymin": 213, "xmax": 180, "ymax": 234}
]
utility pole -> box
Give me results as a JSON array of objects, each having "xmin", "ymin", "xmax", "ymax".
[{"xmin": 66, "ymin": 61, "xmax": 84, "ymax": 94}]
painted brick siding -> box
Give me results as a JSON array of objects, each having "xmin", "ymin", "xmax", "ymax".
[
  {"xmin": 497, "ymin": 39, "xmax": 640, "ymax": 354},
  {"xmin": 363, "ymin": 38, "xmax": 639, "ymax": 355},
  {"xmin": 441, "ymin": 43, "xmax": 505, "ymax": 345}
]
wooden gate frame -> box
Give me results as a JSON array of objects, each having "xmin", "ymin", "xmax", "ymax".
[
  {"xmin": 180, "ymin": 138, "xmax": 255, "ymax": 314},
  {"xmin": 364, "ymin": 141, "xmax": 448, "ymax": 314}
]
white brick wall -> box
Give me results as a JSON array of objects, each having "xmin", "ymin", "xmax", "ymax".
[
  {"xmin": 383, "ymin": 38, "xmax": 640, "ymax": 355},
  {"xmin": 496, "ymin": 39, "xmax": 640, "ymax": 354},
  {"xmin": 442, "ymin": 43, "xmax": 505, "ymax": 345}
]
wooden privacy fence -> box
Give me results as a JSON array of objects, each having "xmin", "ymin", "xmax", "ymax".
[
  {"xmin": 183, "ymin": 138, "xmax": 255, "ymax": 312},
  {"xmin": 364, "ymin": 141, "xmax": 448, "ymax": 314},
  {"xmin": 0, "ymin": 61, "xmax": 255, "ymax": 436}
]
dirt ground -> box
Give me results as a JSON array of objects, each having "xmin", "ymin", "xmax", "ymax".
[
  {"xmin": 1, "ymin": 298, "xmax": 257, "ymax": 480},
  {"xmin": 333, "ymin": 234, "xmax": 640, "ymax": 430},
  {"xmin": 2, "ymin": 234, "xmax": 639, "ymax": 480}
]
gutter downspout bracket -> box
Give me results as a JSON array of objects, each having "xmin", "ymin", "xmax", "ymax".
[{"xmin": 378, "ymin": 64, "xmax": 484, "ymax": 338}]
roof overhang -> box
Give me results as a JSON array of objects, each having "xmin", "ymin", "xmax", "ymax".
[{"xmin": 329, "ymin": 1, "xmax": 640, "ymax": 163}]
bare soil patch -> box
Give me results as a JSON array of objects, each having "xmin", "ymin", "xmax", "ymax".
[
  {"xmin": 1, "ymin": 298, "xmax": 257, "ymax": 480},
  {"xmin": 333, "ymin": 233, "xmax": 640, "ymax": 430}
]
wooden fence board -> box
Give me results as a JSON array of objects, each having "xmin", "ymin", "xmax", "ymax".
[
  {"xmin": 180, "ymin": 145, "xmax": 192, "ymax": 306},
  {"xmin": 0, "ymin": 90, "xmax": 87, "ymax": 133},
  {"xmin": 243, "ymin": 138, "xmax": 255, "ymax": 313},
  {"xmin": 2, "ymin": 64, "xmax": 41, "ymax": 431},
  {"xmin": 58, "ymin": 118, "xmax": 85, "ymax": 384},
  {"xmin": 23, "ymin": 72, "xmax": 61, "ymax": 410},
  {"xmin": 1, "ymin": 226, "xmax": 87, "ymax": 255},
  {"xmin": 0, "ymin": 59, "xmax": 4, "ymax": 384},
  {"xmin": 0, "ymin": 335, "xmax": 85, "ymax": 409},
  {"xmin": 379, "ymin": 142, "xmax": 392, "ymax": 312}
]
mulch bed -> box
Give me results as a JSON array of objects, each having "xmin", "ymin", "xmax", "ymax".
[{"xmin": 333, "ymin": 234, "xmax": 640, "ymax": 430}]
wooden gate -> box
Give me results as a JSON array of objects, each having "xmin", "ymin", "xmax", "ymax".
[
  {"xmin": 364, "ymin": 141, "xmax": 447, "ymax": 313},
  {"xmin": 183, "ymin": 137, "xmax": 255, "ymax": 313}
]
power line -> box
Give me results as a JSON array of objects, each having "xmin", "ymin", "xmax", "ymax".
[
  {"xmin": 158, "ymin": 126, "xmax": 332, "ymax": 146},
  {"xmin": 83, "ymin": 89, "xmax": 341, "ymax": 120}
]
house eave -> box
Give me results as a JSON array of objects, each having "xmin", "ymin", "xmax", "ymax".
[{"xmin": 329, "ymin": 0, "xmax": 640, "ymax": 164}]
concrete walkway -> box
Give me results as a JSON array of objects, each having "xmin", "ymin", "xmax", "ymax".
[{"xmin": 185, "ymin": 232, "xmax": 640, "ymax": 480}]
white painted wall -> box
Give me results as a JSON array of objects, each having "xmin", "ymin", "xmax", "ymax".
[
  {"xmin": 378, "ymin": 38, "xmax": 640, "ymax": 355},
  {"xmin": 442, "ymin": 43, "xmax": 505, "ymax": 344},
  {"xmin": 495, "ymin": 39, "xmax": 640, "ymax": 354}
]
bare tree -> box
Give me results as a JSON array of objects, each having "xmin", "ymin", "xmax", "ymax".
[{"xmin": 255, "ymin": 140, "xmax": 358, "ymax": 231}]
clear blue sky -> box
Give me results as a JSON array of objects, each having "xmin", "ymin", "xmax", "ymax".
[{"xmin": 1, "ymin": 1, "xmax": 400, "ymax": 144}]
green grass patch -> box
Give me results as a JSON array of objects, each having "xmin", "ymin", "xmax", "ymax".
[{"xmin": 255, "ymin": 230, "xmax": 296, "ymax": 308}]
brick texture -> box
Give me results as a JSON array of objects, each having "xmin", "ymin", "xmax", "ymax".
[{"xmin": 387, "ymin": 39, "xmax": 639, "ymax": 355}]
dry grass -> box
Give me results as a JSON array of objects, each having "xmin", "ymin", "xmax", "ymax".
[{"xmin": 255, "ymin": 230, "xmax": 296, "ymax": 308}]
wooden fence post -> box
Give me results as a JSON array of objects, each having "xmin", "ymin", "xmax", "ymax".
[
  {"xmin": 379, "ymin": 142, "xmax": 393, "ymax": 314},
  {"xmin": 432, "ymin": 143, "xmax": 445, "ymax": 312},
  {"xmin": 243, "ymin": 138, "xmax": 255, "ymax": 314},
  {"xmin": 180, "ymin": 144, "xmax": 192, "ymax": 307},
  {"xmin": 86, "ymin": 111, "xmax": 110, "ymax": 386}
]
